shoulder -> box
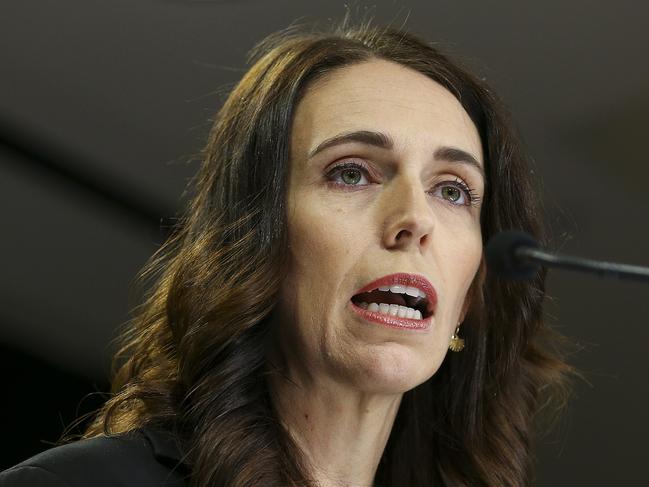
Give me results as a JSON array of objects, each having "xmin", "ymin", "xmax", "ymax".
[{"xmin": 0, "ymin": 429, "xmax": 187, "ymax": 487}]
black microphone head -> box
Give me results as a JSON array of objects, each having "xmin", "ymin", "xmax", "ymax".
[{"xmin": 485, "ymin": 231, "xmax": 540, "ymax": 279}]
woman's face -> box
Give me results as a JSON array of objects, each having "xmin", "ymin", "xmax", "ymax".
[{"xmin": 273, "ymin": 59, "xmax": 484, "ymax": 395}]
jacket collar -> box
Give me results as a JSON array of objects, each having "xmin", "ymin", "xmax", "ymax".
[{"xmin": 141, "ymin": 427, "xmax": 186, "ymax": 467}]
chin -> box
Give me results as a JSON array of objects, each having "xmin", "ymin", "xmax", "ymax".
[{"xmin": 349, "ymin": 343, "xmax": 441, "ymax": 395}]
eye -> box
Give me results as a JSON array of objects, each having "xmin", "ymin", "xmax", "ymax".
[
  {"xmin": 326, "ymin": 161, "xmax": 371, "ymax": 186},
  {"xmin": 326, "ymin": 163, "xmax": 481, "ymax": 207},
  {"xmin": 431, "ymin": 178, "xmax": 480, "ymax": 207}
]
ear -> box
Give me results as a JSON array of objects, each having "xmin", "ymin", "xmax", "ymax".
[
  {"xmin": 459, "ymin": 297, "xmax": 471, "ymax": 324},
  {"xmin": 460, "ymin": 257, "xmax": 486, "ymax": 324}
]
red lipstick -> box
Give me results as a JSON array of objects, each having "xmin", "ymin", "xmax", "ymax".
[{"xmin": 349, "ymin": 273, "xmax": 437, "ymax": 330}]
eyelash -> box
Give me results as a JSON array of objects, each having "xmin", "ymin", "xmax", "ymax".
[{"xmin": 325, "ymin": 160, "xmax": 482, "ymax": 208}]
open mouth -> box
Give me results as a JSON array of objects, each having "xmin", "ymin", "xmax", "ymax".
[{"xmin": 351, "ymin": 287, "xmax": 431, "ymax": 320}]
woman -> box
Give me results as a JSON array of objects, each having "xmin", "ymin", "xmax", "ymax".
[{"xmin": 0, "ymin": 19, "xmax": 575, "ymax": 487}]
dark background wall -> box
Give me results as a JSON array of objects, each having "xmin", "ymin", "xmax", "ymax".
[{"xmin": 1, "ymin": 1, "xmax": 648, "ymax": 484}]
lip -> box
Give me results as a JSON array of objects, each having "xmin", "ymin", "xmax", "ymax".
[
  {"xmin": 349, "ymin": 301, "xmax": 432, "ymax": 330},
  {"xmin": 352, "ymin": 272, "xmax": 438, "ymax": 316},
  {"xmin": 349, "ymin": 272, "xmax": 437, "ymax": 331}
]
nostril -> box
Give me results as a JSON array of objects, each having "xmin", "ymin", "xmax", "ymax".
[{"xmin": 395, "ymin": 229, "xmax": 412, "ymax": 242}]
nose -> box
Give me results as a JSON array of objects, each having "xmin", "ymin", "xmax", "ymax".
[{"xmin": 381, "ymin": 175, "xmax": 435, "ymax": 252}]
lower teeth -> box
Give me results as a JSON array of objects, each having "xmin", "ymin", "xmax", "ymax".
[{"xmin": 357, "ymin": 302, "xmax": 422, "ymax": 320}]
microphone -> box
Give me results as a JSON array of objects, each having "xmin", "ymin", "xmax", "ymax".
[{"xmin": 485, "ymin": 230, "xmax": 649, "ymax": 283}]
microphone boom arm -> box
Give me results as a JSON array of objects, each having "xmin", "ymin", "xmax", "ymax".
[{"xmin": 517, "ymin": 247, "xmax": 649, "ymax": 283}]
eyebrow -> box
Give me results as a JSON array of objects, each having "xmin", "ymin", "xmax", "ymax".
[{"xmin": 307, "ymin": 130, "xmax": 485, "ymax": 181}]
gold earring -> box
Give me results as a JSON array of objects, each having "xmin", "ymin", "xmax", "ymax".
[{"xmin": 449, "ymin": 324, "xmax": 465, "ymax": 352}]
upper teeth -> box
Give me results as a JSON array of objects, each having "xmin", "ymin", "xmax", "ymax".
[{"xmin": 377, "ymin": 285, "xmax": 426, "ymax": 299}]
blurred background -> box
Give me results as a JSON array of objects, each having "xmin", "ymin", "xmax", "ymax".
[{"xmin": 1, "ymin": 0, "xmax": 648, "ymax": 484}]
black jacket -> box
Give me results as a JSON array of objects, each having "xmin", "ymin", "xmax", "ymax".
[{"xmin": 0, "ymin": 429, "xmax": 188, "ymax": 486}]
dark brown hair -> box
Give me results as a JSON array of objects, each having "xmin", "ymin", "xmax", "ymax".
[{"xmin": 84, "ymin": 18, "xmax": 576, "ymax": 486}]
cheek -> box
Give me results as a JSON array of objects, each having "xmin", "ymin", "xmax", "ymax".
[
  {"xmin": 288, "ymin": 196, "xmax": 363, "ymax": 271},
  {"xmin": 437, "ymin": 223, "xmax": 482, "ymax": 306},
  {"xmin": 277, "ymin": 197, "xmax": 365, "ymax": 360}
]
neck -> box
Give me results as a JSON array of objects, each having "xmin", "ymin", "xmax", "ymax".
[{"xmin": 268, "ymin": 370, "xmax": 402, "ymax": 487}]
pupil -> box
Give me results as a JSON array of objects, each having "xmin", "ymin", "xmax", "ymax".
[
  {"xmin": 342, "ymin": 169, "xmax": 361, "ymax": 185},
  {"xmin": 443, "ymin": 187, "xmax": 460, "ymax": 201}
]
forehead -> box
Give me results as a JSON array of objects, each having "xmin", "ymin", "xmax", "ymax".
[{"xmin": 290, "ymin": 59, "xmax": 482, "ymax": 165}]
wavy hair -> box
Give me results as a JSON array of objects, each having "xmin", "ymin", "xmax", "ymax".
[{"xmin": 84, "ymin": 18, "xmax": 576, "ymax": 486}]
